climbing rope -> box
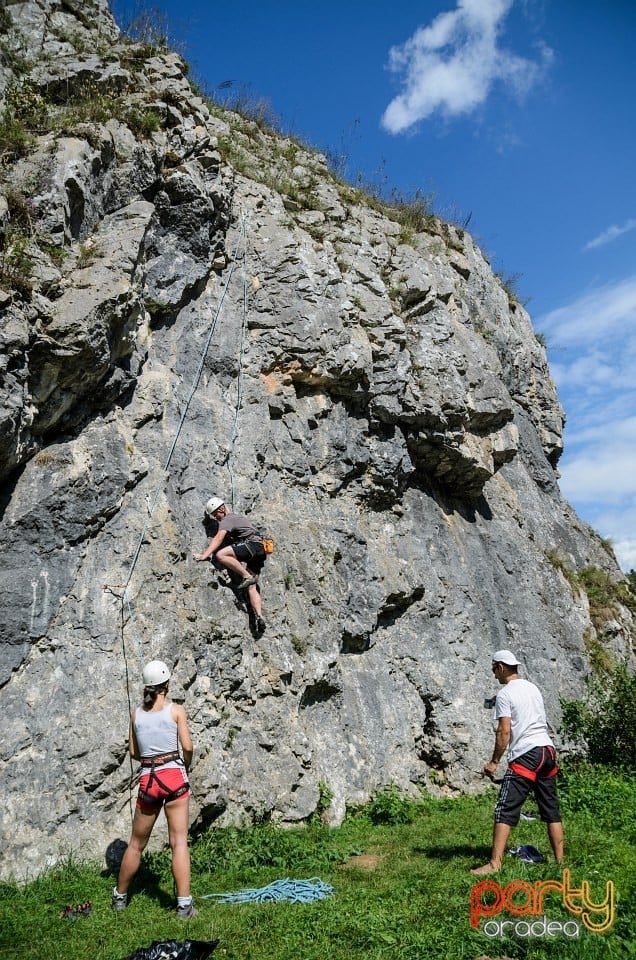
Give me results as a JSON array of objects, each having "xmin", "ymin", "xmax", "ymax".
[
  {"xmin": 119, "ymin": 592, "xmax": 139, "ymax": 825},
  {"xmin": 109, "ymin": 213, "xmax": 250, "ymax": 667},
  {"xmin": 200, "ymin": 877, "xmax": 334, "ymax": 905},
  {"xmin": 101, "ymin": 204, "xmax": 254, "ymax": 818},
  {"xmin": 106, "ymin": 213, "xmax": 249, "ymax": 816},
  {"xmin": 124, "ymin": 218, "xmax": 248, "ymax": 595},
  {"xmin": 225, "ymin": 225, "xmax": 251, "ymax": 511}
]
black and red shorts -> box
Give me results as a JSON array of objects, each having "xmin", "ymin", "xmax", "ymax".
[
  {"xmin": 136, "ymin": 766, "xmax": 191, "ymax": 813},
  {"xmin": 495, "ymin": 745, "xmax": 561, "ymax": 825}
]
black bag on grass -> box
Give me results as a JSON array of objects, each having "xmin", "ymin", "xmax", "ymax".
[{"xmin": 120, "ymin": 940, "xmax": 219, "ymax": 960}]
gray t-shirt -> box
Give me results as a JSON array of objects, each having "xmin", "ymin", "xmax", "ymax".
[{"xmin": 218, "ymin": 512, "xmax": 260, "ymax": 545}]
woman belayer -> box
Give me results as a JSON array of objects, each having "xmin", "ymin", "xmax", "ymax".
[{"xmin": 112, "ymin": 660, "xmax": 197, "ymax": 919}]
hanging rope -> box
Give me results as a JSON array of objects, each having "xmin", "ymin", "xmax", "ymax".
[
  {"xmin": 106, "ymin": 214, "xmax": 249, "ymax": 667},
  {"xmin": 124, "ymin": 219, "xmax": 248, "ymax": 591},
  {"xmin": 101, "ymin": 210, "xmax": 251, "ymax": 818},
  {"xmin": 117, "ymin": 590, "xmax": 139, "ymax": 825},
  {"xmin": 225, "ymin": 217, "xmax": 250, "ymax": 511}
]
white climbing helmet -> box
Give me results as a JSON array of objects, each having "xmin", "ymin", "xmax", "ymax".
[
  {"xmin": 205, "ymin": 496, "xmax": 225, "ymax": 516},
  {"xmin": 142, "ymin": 660, "xmax": 171, "ymax": 686}
]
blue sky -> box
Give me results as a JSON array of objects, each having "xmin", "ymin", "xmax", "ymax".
[{"xmin": 113, "ymin": 0, "xmax": 636, "ymax": 571}]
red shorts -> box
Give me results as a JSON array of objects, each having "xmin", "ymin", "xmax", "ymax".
[{"xmin": 136, "ymin": 766, "xmax": 191, "ymax": 813}]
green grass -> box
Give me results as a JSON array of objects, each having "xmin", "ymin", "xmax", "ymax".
[{"xmin": 0, "ymin": 773, "xmax": 634, "ymax": 960}]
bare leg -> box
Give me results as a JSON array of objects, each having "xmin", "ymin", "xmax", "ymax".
[
  {"xmin": 470, "ymin": 822, "xmax": 511, "ymax": 875},
  {"xmin": 547, "ymin": 821, "xmax": 564, "ymax": 864},
  {"xmin": 215, "ymin": 546, "xmax": 253, "ymax": 580},
  {"xmin": 116, "ymin": 807, "xmax": 159, "ymax": 894},
  {"xmin": 164, "ymin": 797, "xmax": 191, "ymax": 898},
  {"xmin": 247, "ymin": 582, "xmax": 262, "ymax": 617}
]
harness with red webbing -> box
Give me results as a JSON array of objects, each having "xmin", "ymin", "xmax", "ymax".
[
  {"xmin": 138, "ymin": 750, "xmax": 190, "ymax": 806},
  {"xmin": 509, "ymin": 745, "xmax": 559, "ymax": 782}
]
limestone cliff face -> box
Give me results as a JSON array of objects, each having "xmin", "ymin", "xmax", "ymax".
[{"xmin": 0, "ymin": 1, "xmax": 633, "ymax": 878}]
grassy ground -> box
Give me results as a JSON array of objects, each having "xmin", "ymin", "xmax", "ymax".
[{"xmin": 1, "ymin": 766, "xmax": 634, "ymax": 960}]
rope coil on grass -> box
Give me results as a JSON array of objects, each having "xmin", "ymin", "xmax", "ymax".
[{"xmin": 200, "ymin": 877, "xmax": 334, "ymax": 904}]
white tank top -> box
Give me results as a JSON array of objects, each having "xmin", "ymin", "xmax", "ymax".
[{"xmin": 134, "ymin": 702, "xmax": 182, "ymax": 769}]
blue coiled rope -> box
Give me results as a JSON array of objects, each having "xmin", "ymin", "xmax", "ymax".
[{"xmin": 200, "ymin": 877, "xmax": 334, "ymax": 904}]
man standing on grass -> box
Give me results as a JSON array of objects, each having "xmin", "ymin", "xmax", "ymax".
[{"xmin": 471, "ymin": 649, "xmax": 564, "ymax": 875}]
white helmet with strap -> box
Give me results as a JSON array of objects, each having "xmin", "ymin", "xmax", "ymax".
[
  {"xmin": 205, "ymin": 496, "xmax": 225, "ymax": 516},
  {"xmin": 142, "ymin": 660, "xmax": 171, "ymax": 686}
]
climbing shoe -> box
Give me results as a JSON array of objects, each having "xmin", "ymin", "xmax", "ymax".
[
  {"xmin": 238, "ymin": 575, "xmax": 258, "ymax": 591},
  {"xmin": 111, "ymin": 889, "xmax": 127, "ymax": 911},
  {"xmin": 176, "ymin": 900, "xmax": 199, "ymax": 919},
  {"xmin": 255, "ymin": 617, "xmax": 266, "ymax": 634}
]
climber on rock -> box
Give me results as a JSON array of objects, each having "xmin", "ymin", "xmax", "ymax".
[{"xmin": 193, "ymin": 497, "xmax": 267, "ymax": 634}]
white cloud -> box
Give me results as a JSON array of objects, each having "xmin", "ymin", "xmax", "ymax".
[
  {"xmin": 551, "ymin": 348, "xmax": 636, "ymax": 396},
  {"xmin": 537, "ymin": 274, "xmax": 636, "ymax": 347},
  {"xmin": 550, "ymin": 351, "xmax": 621, "ymax": 393},
  {"xmin": 559, "ymin": 446, "xmax": 636, "ymax": 504},
  {"xmin": 544, "ymin": 280, "xmax": 636, "ymax": 437},
  {"xmin": 558, "ymin": 436, "xmax": 636, "ymax": 572},
  {"xmin": 564, "ymin": 415, "xmax": 636, "ymax": 451},
  {"xmin": 381, "ymin": 0, "xmax": 552, "ymax": 133},
  {"xmin": 583, "ymin": 501, "xmax": 636, "ymax": 572},
  {"xmin": 539, "ymin": 277, "xmax": 636, "ymax": 572},
  {"xmin": 584, "ymin": 218, "xmax": 636, "ymax": 251},
  {"xmin": 613, "ymin": 539, "xmax": 636, "ymax": 572}
]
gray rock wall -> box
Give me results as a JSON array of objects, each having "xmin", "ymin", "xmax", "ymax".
[{"xmin": 0, "ymin": 0, "xmax": 633, "ymax": 878}]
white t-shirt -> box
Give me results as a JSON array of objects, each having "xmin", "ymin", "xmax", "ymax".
[{"xmin": 494, "ymin": 678, "xmax": 554, "ymax": 761}]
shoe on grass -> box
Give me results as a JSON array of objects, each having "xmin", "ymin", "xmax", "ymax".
[
  {"xmin": 176, "ymin": 900, "xmax": 199, "ymax": 919},
  {"xmin": 111, "ymin": 889, "xmax": 127, "ymax": 911}
]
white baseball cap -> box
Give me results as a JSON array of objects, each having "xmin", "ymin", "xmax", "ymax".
[{"xmin": 492, "ymin": 649, "xmax": 519, "ymax": 666}]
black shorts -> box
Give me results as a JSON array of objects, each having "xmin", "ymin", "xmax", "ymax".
[
  {"xmin": 494, "ymin": 746, "xmax": 561, "ymax": 826},
  {"xmin": 233, "ymin": 540, "xmax": 266, "ymax": 573}
]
